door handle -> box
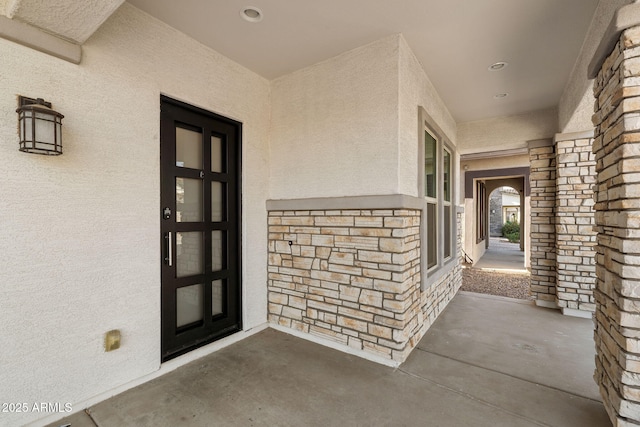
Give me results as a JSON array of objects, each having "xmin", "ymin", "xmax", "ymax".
[{"xmin": 164, "ymin": 232, "xmax": 173, "ymax": 266}]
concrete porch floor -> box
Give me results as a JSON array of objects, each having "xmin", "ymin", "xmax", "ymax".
[
  {"xmin": 474, "ymin": 237, "xmax": 527, "ymax": 272},
  {"xmin": 49, "ymin": 292, "xmax": 608, "ymax": 427}
]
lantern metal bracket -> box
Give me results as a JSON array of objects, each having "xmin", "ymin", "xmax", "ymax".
[{"xmin": 18, "ymin": 96, "xmax": 52, "ymax": 108}]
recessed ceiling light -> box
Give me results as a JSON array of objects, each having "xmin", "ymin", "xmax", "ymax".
[
  {"xmin": 488, "ymin": 62, "xmax": 508, "ymax": 71},
  {"xmin": 494, "ymin": 93, "xmax": 509, "ymax": 99},
  {"xmin": 241, "ymin": 6, "xmax": 263, "ymax": 22}
]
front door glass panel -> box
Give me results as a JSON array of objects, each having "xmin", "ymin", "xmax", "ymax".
[
  {"xmin": 211, "ymin": 135, "xmax": 224, "ymax": 172},
  {"xmin": 176, "ymin": 178, "xmax": 203, "ymax": 222},
  {"xmin": 211, "ymin": 182, "xmax": 224, "ymax": 222},
  {"xmin": 176, "ymin": 232, "xmax": 204, "ymax": 278},
  {"xmin": 176, "ymin": 284, "xmax": 204, "ymax": 328},
  {"xmin": 212, "ymin": 230, "xmax": 224, "ymax": 271},
  {"xmin": 176, "ymin": 127, "xmax": 202, "ymax": 169},
  {"xmin": 212, "ymin": 280, "xmax": 224, "ymax": 316}
]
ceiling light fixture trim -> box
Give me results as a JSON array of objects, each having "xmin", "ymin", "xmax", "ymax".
[
  {"xmin": 241, "ymin": 6, "xmax": 263, "ymax": 22},
  {"xmin": 488, "ymin": 62, "xmax": 508, "ymax": 71}
]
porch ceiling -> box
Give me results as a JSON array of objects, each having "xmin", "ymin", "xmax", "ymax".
[{"xmin": 127, "ymin": 0, "xmax": 599, "ymax": 123}]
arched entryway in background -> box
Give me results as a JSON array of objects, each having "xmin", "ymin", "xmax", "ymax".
[
  {"xmin": 489, "ymin": 186, "xmax": 521, "ymax": 241},
  {"xmin": 463, "ymin": 166, "xmax": 530, "ymax": 270}
]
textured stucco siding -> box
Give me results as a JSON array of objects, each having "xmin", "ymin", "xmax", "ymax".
[
  {"xmin": 0, "ymin": 3, "xmax": 270, "ymax": 426},
  {"xmin": 398, "ymin": 35, "xmax": 457, "ymax": 198},
  {"xmin": 457, "ymin": 108, "xmax": 558, "ymax": 155},
  {"xmin": 269, "ymin": 35, "xmax": 400, "ymax": 199}
]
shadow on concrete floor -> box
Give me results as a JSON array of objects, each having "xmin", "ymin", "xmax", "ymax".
[{"xmin": 47, "ymin": 293, "xmax": 608, "ymax": 427}]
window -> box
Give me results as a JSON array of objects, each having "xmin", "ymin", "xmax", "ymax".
[
  {"xmin": 443, "ymin": 148, "xmax": 452, "ymax": 260},
  {"xmin": 422, "ymin": 122, "xmax": 455, "ymax": 277},
  {"xmin": 425, "ymin": 131, "xmax": 437, "ymax": 269},
  {"xmin": 425, "ymin": 132, "xmax": 437, "ymax": 198}
]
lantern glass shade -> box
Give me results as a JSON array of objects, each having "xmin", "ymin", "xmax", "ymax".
[{"xmin": 16, "ymin": 97, "xmax": 64, "ymax": 155}]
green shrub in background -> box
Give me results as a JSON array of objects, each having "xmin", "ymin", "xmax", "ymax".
[
  {"xmin": 505, "ymin": 231, "xmax": 520, "ymax": 243},
  {"xmin": 502, "ymin": 221, "xmax": 520, "ymax": 243}
]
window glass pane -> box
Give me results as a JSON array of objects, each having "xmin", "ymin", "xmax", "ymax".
[
  {"xmin": 212, "ymin": 231, "xmax": 225, "ymax": 271},
  {"xmin": 176, "ymin": 178, "xmax": 203, "ymax": 222},
  {"xmin": 176, "ymin": 284, "xmax": 204, "ymax": 328},
  {"xmin": 444, "ymin": 205, "xmax": 451, "ymax": 259},
  {"xmin": 176, "ymin": 127, "xmax": 202, "ymax": 169},
  {"xmin": 427, "ymin": 203, "xmax": 437, "ymax": 269},
  {"xmin": 176, "ymin": 232, "xmax": 204, "ymax": 278},
  {"xmin": 425, "ymin": 131, "xmax": 437, "ymax": 198},
  {"xmin": 443, "ymin": 149, "xmax": 451, "ymax": 202},
  {"xmin": 212, "ymin": 280, "xmax": 224, "ymax": 316},
  {"xmin": 211, "ymin": 135, "xmax": 224, "ymax": 172},
  {"xmin": 211, "ymin": 182, "xmax": 224, "ymax": 222}
]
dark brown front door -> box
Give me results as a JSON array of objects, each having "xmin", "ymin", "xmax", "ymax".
[{"xmin": 160, "ymin": 95, "xmax": 241, "ymax": 361}]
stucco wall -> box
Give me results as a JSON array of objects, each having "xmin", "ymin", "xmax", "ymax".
[
  {"xmin": 457, "ymin": 109, "xmax": 558, "ymax": 155},
  {"xmin": 0, "ymin": 4, "xmax": 270, "ymax": 426},
  {"xmin": 558, "ymin": 0, "xmax": 631, "ymax": 133},
  {"xmin": 460, "ymin": 154, "xmax": 530, "ymax": 173},
  {"xmin": 269, "ymin": 35, "xmax": 400, "ymax": 199},
  {"xmin": 398, "ymin": 35, "xmax": 457, "ymax": 198}
]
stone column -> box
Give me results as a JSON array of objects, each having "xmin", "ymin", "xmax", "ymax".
[
  {"xmin": 590, "ymin": 4, "xmax": 640, "ymax": 424},
  {"xmin": 554, "ymin": 132, "xmax": 597, "ymax": 317},
  {"xmin": 527, "ymin": 139, "xmax": 557, "ymax": 307}
]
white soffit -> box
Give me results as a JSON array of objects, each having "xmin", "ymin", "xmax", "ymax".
[
  {"xmin": 6, "ymin": 0, "xmax": 124, "ymax": 43},
  {"xmin": 127, "ymin": 0, "xmax": 599, "ymax": 123},
  {"xmin": 0, "ymin": 14, "xmax": 81, "ymax": 63}
]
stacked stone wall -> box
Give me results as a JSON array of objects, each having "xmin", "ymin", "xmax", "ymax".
[
  {"xmin": 267, "ymin": 207, "xmax": 462, "ymax": 364},
  {"xmin": 421, "ymin": 209, "xmax": 463, "ymax": 331},
  {"xmin": 489, "ymin": 192, "xmax": 503, "ymax": 237},
  {"xmin": 267, "ymin": 209, "xmax": 423, "ymax": 362},
  {"xmin": 555, "ymin": 136, "xmax": 597, "ymax": 313},
  {"xmin": 592, "ymin": 26, "xmax": 640, "ymax": 426},
  {"xmin": 528, "ymin": 145, "xmax": 557, "ymax": 304}
]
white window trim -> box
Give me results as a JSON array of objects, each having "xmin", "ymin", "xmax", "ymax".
[{"xmin": 418, "ymin": 107, "xmax": 457, "ymax": 290}]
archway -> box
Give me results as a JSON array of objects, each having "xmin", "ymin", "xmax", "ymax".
[
  {"xmin": 488, "ymin": 185, "xmax": 521, "ymax": 246},
  {"xmin": 463, "ymin": 167, "xmax": 529, "ymax": 268}
]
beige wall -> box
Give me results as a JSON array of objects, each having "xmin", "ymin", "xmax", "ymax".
[
  {"xmin": 457, "ymin": 109, "xmax": 557, "ymax": 155},
  {"xmin": 0, "ymin": 4, "xmax": 270, "ymax": 426},
  {"xmin": 269, "ymin": 35, "xmax": 400, "ymax": 199},
  {"xmin": 270, "ymin": 34, "xmax": 457, "ymax": 201},
  {"xmin": 558, "ymin": 0, "xmax": 632, "ymax": 132},
  {"xmin": 461, "ymin": 154, "xmax": 530, "ymax": 173}
]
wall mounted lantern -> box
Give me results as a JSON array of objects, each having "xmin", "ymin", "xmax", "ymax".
[{"xmin": 16, "ymin": 96, "xmax": 64, "ymax": 155}]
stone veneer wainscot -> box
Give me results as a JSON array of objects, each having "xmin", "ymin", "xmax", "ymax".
[{"xmin": 266, "ymin": 201, "xmax": 462, "ymax": 365}]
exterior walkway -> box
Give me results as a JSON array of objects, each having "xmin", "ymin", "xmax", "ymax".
[
  {"xmin": 474, "ymin": 237, "xmax": 527, "ymax": 271},
  {"xmin": 48, "ymin": 292, "xmax": 608, "ymax": 427}
]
